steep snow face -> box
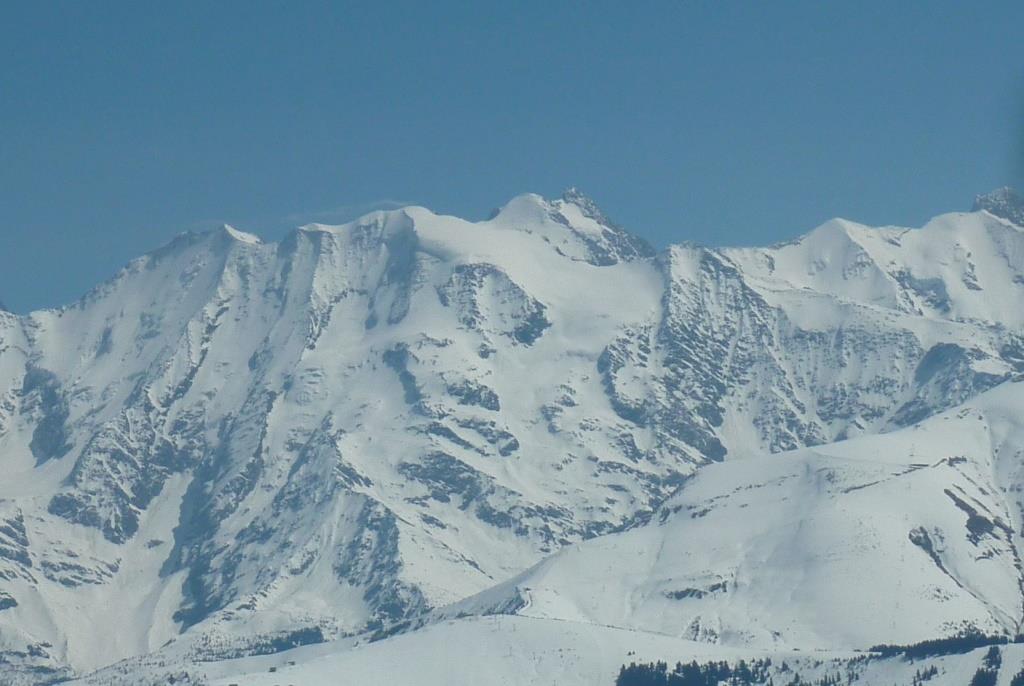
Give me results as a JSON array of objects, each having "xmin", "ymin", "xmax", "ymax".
[
  {"xmin": 605, "ymin": 233, "xmax": 1022, "ymax": 463},
  {"xmin": 488, "ymin": 188, "xmax": 656, "ymax": 266},
  {"xmin": 458, "ymin": 380, "xmax": 1024, "ymax": 650},
  {"xmin": 2, "ymin": 190, "xmax": 1024, "ymax": 682},
  {"xmin": 0, "ymin": 194, "xmax": 676, "ymax": 680},
  {"xmin": 724, "ymin": 210, "xmax": 1024, "ymax": 327}
]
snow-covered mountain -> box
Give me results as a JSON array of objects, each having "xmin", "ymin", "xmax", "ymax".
[
  {"xmin": 2, "ymin": 187, "xmax": 1024, "ymax": 684},
  {"xmin": 453, "ymin": 379, "xmax": 1024, "ymax": 649}
]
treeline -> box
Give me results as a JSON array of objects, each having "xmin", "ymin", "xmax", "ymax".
[
  {"xmin": 618, "ymin": 641, "xmax": 1024, "ymax": 686},
  {"xmin": 615, "ymin": 658, "xmax": 837, "ymax": 686},
  {"xmin": 870, "ymin": 630, "xmax": 1017, "ymax": 659}
]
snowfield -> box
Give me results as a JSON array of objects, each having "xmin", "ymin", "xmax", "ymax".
[
  {"xmin": 2, "ymin": 187, "xmax": 1024, "ymax": 684},
  {"xmin": 454, "ymin": 380, "xmax": 1024, "ymax": 649}
]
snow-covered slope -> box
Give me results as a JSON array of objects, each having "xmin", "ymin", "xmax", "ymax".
[
  {"xmin": 2, "ymin": 188, "xmax": 1024, "ymax": 683},
  {"xmin": 67, "ymin": 614, "xmax": 1024, "ymax": 686},
  {"xmin": 73, "ymin": 615, "xmax": 759, "ymax": 686},
  {"xmin": 178, "ymin": 633, "xmax": 1024, "ymax": 686},
  {"xmin": 454, "ymin": 379, "xmax": 1024, "ymax": 650}
]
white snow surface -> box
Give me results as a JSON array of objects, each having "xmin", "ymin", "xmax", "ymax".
[
  {"xmin": 2, "ymin": 190, "xmax": 1024, "ymax": 684},
  {"xmin": 454, "ymin": 380, "xmax": 1024, "ymax": 649}
]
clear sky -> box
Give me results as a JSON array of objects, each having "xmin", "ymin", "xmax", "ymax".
[{"xmin": 2, "ymin": 2, "xmax": 1023, "ymax": 312}]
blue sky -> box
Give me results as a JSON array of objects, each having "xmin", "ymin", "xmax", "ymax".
[{"xmin": 2, "ymin": 2, "xmax": 1022, "ymax": 312}]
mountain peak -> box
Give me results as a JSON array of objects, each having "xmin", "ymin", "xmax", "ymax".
[
  {"xmin": 559, "ymin": 187, "xmax": 615, "ymax": 228},
  {"xmin": 552, "ymin": 188, "xmax": 656, "ymax": 263},
  {"xmin": 972, "ymin": 186, "xmax": 1024, "ymax": 226}
]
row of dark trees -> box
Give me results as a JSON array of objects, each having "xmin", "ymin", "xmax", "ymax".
[
  {"xmin": 616, "ymin": 658, "xmax": 799, "ymax": 686},
  {"xmin": 870, "ymin": 631, "xmax": 1015, "ymax": 659},
  {"xmin": 617, "ymin": 642, "xmax": 1024, "ymax": 686}
]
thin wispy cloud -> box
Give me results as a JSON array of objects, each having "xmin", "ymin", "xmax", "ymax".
[
  {"xmin": 181, "ymin": 217, "xmax": 235, "ymax": 232},
  {"xmin": 283, "ymin": 199, "xmax": 416, "ymax": 226}
]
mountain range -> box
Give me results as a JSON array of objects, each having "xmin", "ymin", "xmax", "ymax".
[{"xmin": 3, "ymin": 187, "xmax": 1024, "ymax": 684}]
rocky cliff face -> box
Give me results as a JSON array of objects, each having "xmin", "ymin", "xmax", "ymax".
[{"xmin": 2, "ymin": 189, "xmax": 1024, "ymax": 683}]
